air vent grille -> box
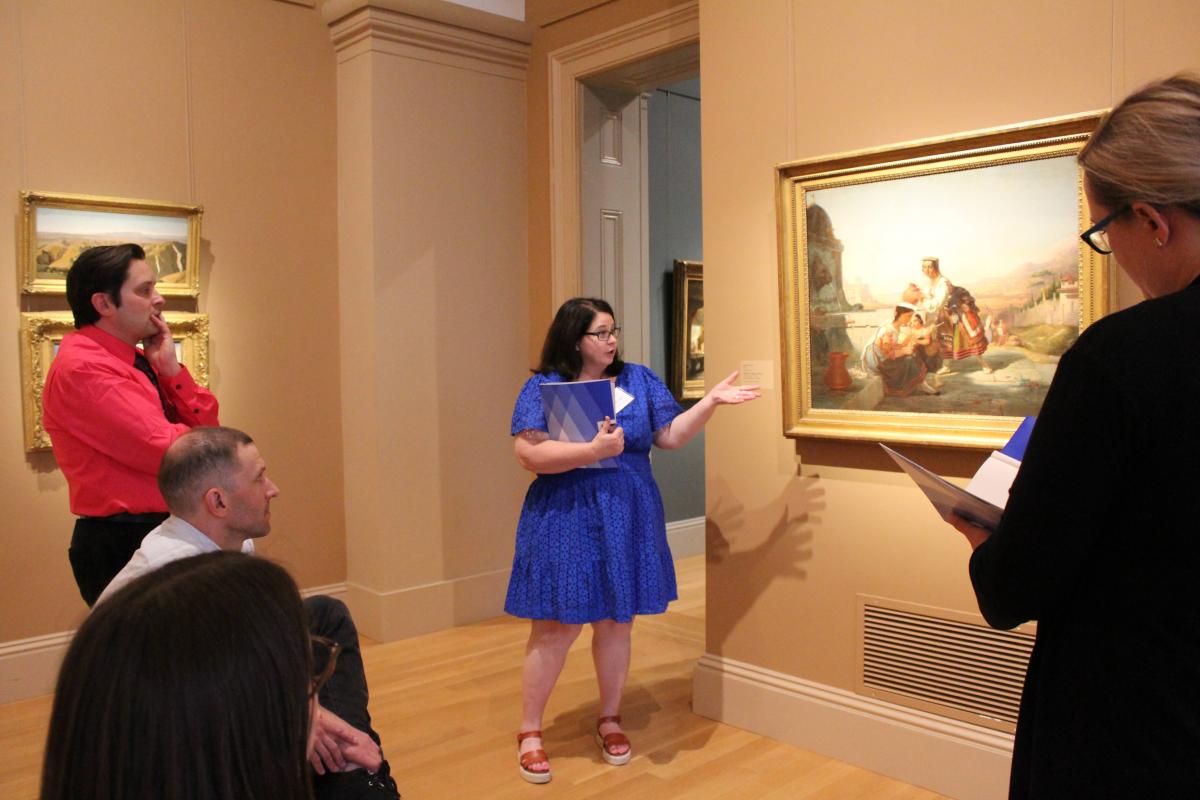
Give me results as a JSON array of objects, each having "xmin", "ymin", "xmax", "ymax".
[{"xmin": 859, "ymin": 599, "xmax": 1035, "ymax": 732}]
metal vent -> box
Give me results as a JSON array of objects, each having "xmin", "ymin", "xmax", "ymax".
[{"xmin": 857, "ymin": 597, "xmax": 1035, "ymax": 732}]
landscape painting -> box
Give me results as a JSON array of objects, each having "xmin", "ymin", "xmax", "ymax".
[
  {"xmin": 21, "ymin": 191, "xmax": 202, "ymax": 296},
  {"xmin": 776, "ymin": 114, "xmax": 1109, "ymax": 447}
]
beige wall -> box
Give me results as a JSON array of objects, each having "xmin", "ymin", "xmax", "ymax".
[
  {"xmin": 699, "ymin": 0, "xmax": 1200, "ymax": 691},
  {"xmin": 325, "ymin": 1, "xmax": 533, "ymax": 640},
  {"xmin": 0, "ymin": 0, "xmax": 344, "ymax": 643}
]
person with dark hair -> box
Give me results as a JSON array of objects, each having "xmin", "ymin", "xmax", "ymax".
[
  {"xmin": 97, "ymin": 426, "xmax": 400, "ymax": 799},
  {"xmin": 42, "ymin": 243, "xmax": 220, "ymax": 606},
  {"xmin": 42, "ymin": 551, "xmax": 315, "ymax": 800},
  {"xmin": 946, "ymin": 74, "xmax": 1200, "ymax": 797},
  {"xmin": 507, "ymin": 297, "xmax": 760, "ymax": 783},
  {"xmin": 861, "ymin": 303, "xmax": 940, "ymax": 397}
]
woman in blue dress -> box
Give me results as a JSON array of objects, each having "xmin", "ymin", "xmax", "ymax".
[{"xmin": 508, "ymin": 297, "xmax": 759, "ymax": 783}]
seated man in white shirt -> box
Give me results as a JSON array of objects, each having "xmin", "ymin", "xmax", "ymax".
[{"xmin": 99, "ymin": 426, "xmax": 400, "ymax": 800}]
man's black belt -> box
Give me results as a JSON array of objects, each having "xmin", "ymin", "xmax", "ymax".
[{"xmin": 81, "ymin": 512, "xmax": 169, "ymax": 524}]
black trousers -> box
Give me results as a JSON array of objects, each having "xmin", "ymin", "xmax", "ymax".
[
  {"xmin": 305, "ymin": 596, "xmax": 400, "ymax": 799},
  {"xmin": 68, "ymin": 514, "xmax": 168, "ymax": 606}
]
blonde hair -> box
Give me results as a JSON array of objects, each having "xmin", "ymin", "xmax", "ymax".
[{"xmin": 1079, "ymin": 73, "xmax": 1200, "ymax": 215}]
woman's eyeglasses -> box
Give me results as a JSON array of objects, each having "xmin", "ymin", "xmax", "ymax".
[
  {"xmin": 1080, "ymin": 205, "xmax": 1129, "ymax": 255},
  {"xmin": 310, "ymin": 635, "xmax": 342, "ymax": 699},
  {"xmin": 582, "ymin": 327, "xmax": 621, "ymax": 343}
]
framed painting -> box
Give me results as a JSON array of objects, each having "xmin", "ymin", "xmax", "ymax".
[
  {"xmin": 20, "ymin": 312, "xmax": 211, "ymax": 452},
  {"xmin": 20, "ymin": 190, "xmax": 203, "ymax": 297},
  {"xmin": 671, "ymin": 259, "xmax": 704, "ymax": 400},
  {"xmin": 776, "ymin": 113, "xmax": 1112, "ymax": 448}
]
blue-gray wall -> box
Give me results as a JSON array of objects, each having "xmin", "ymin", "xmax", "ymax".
[{"xmin": 647, "ymin": 77, "xmax": 704, "ymax": 522}]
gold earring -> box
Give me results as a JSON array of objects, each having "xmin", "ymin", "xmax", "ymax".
[{"xmin": 1155, "ymin": 238, "xmax": 1163, "ymax": 247}]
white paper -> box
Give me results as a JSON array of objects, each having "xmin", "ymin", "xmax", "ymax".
[
  {"xmin": 965, "ymin": 451, "xmax": 1020, "ymax": 509},
  {"xmin": 614, "ymin": 385, "xmax": 635, "ymax": 414}
]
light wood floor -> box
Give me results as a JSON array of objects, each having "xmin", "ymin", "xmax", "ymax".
[{"xmin": 0, "ymin": 556, "xmax": 945, "ymax": 799}]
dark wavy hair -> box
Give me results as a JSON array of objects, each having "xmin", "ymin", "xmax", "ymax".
[
  {"xmin": 533, "ymin": 297, "xmax": 625, "ymax": 381},
  {"xmin": 65, "ymin": 243, "xmax": 147, "ymax": 328},
  {"xmin": 41, "ymin": 552, "xmax": 314, "ymax": 800}
]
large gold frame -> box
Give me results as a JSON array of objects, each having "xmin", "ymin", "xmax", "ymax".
[
  {"xmin": 776, "ymin": 113, "xmax": 1110, "ymax": 449},
  {"xmin": 20, "ymin": 190, "xmax": 203, "ymax": 297},
  {"xmin": 20, "ymin": 312, "xmax": 211, "ymax": 452}
]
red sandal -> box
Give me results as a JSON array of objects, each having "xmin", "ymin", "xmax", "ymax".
[
  {"xmin": 517, "ymin": 730, "xmax": 551, "ymax": 784},
  {"xmin": 595, "ymin": 715, "xmax": 632, "ymax": 766}
]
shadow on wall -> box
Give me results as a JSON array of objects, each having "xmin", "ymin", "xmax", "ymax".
[{"xmin": 704, "ymin": 470, "xmax": 820, "ymax": 655}]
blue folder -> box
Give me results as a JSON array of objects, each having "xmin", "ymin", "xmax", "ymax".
[
  {"xmin": 540, "ymin": 379, "xmax": 618, "ymax": 469},
  {"xmin": 1000, "ymin": 416, "xmax": 1036, "ymax": 462}
]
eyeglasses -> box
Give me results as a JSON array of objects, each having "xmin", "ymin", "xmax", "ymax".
[
  {"xmin": 1080, "ymin": 205, "xmax": 1130, "ymax": 255},
  {"xmin": 582, "ymin": 327, "xmax": 621, "ymax": 343},
  {"xmin": 310, "ymin": 635, "xmax": 342, "ymax": 699}
]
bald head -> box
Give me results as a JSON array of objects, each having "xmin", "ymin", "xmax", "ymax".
[{"xmin": 158, "ymin": 427, "xmax": 254, "ymax": 515}]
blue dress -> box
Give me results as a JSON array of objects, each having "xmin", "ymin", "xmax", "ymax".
[{"xmin": 505, "ymin": 363, "xmax": 683, "ymax": 624}]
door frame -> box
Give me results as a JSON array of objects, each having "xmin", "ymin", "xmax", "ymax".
[{"xmin": 546, "ymin": 1, "xmax": 699, "ymax": 314}]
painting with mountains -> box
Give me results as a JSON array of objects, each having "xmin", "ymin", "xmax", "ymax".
[
  {"xmin": 22, "ymin": 195, "xmax": 200, "ymax": 296},
  {"xmin": 34, "ymin": 207, "xmax": 188, "ymax": 283}
]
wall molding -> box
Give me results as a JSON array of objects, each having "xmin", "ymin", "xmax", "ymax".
[
  {"xmin": 327, "ymin": 4, "xmax": 530, "ymax": 78},
  {"xmin": 0, "ymin": 630, "xmax": 73, "ymax": 705},
  {"xmin": 693, "ymin": 653, "xmax": 1014, "ymax": 800},
  {"xmin": 0, "ymin": 581, "xmax": 349, "ymax": 705},
  {"xmin": 665, "ymin": 515, "xmax": 704, "ymax": 558},
  {"xmin": 300, "ymin": 581, "xmax": 349, "ymax": 601},
  {"xmin": 547, "ymin": 1, "xmax": 699, "ymax": 311},
  {"xmin": 345, "ymin": 567, "xmax": 511, "ymax": 642}
]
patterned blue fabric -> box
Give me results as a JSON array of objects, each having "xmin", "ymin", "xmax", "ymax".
[{"xmin": 506, "ymin": 363, "xmax": 684, "ymax": 623}]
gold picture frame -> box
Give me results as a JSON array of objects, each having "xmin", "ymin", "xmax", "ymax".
[
  {"xmin": 20, "ymin": 312, "xmax": 211, "ymax": 452},
  {"xmin": 776, "ymin": 113, "xmax": 1111, "ymax": 448},
  {"xmin": 671, "ymin": 259, "xmax": 704, "ymax": 401},
  {"xmin": 20, "ymin": 190, "xmax": 203, "ymax": 297}
]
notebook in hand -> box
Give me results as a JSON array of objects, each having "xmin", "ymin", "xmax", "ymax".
[
  {"xmin": 881, "ymin": 444, "xmax": 1005, "ymax": 531},
  {"xmin": 540, "ymin": 379, "xmax": 619, "ymax": 468}
]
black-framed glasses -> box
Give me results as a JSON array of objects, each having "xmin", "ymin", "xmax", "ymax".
[
  {"xmin": 582, "ymin": 327, "xmax": 621, "ymax": 343},
  {"xmin": 310, "ymin": 635, "xmax": 342, "ymax": 699},
  {"xmin": 1080, "ymin": 205, "xmax": 1130, "ymax": 255}
]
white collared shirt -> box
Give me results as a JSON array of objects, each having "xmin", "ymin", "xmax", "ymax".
[{"xmin": 94, "ymin": 515, "xmax": 255, "ymax": 606}]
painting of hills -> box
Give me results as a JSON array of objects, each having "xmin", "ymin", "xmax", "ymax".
[{"xmin": 33, "ymin": 207, "xmax": 189, "ymax": 283}]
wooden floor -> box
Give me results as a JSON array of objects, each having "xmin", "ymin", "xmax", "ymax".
[{"xmin": 0, "ymin": 556, "xmax": 945, "ymax": 799}]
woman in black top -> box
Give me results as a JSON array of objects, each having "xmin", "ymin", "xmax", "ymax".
[{"xmin": 949, "ymin": 74, "xmax": 1200, "ymax": 798}]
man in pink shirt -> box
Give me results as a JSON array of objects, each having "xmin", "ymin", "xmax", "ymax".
[{"xmin": 42, "ymin": 243, "xmax": 219, "ymax": 605}]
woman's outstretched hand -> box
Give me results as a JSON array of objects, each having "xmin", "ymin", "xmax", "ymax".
[{"xmin": 707, "ymin": 371, "xmax": 761, "ymax": 406}]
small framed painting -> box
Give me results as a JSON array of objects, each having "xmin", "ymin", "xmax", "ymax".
[
  {"xmin": 20, "ymin": 190, "xmax": 203, "ymax": 297},
  {"xmin": 671, "ymin": 259, "xmax": 704, "ymax": 401}
]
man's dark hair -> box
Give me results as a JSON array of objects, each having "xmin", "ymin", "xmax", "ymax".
[
  {"xmin": 41, "ymin": 552, "xmax": 314, "ymax": 800},
  {"xmin": 533, "ymin": 297, "xmax": 625, "ymax": 381},
  {"xmin": 65, "ymin": 243, "xmax": 147, "ymax": 328},
  {"xmin": 158, "ymin": 426, "xmax": 255, "ymax": 515}
]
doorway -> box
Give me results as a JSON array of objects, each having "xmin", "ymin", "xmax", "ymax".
[{"xmin": 572, "ymin": 39, "xmax": 706, "ymax": 552}]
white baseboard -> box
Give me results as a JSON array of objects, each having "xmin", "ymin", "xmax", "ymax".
[
  {"xmin": 666, "ymin": 515, "xmax": 705, "ymax": 559},
  {"xmin": 693, "ymin": 653, "xmax": 1014, "ymax": 800},
  {"xmin": 0, "ymin": 580, "xmax": 350, "ymax": 705},
  {"xmin": 300, "ymin": 581, "xmax": 348, "ymax": 601},
  {"xmin": 345, "ymin": 567, "xmax": 512, "ymax": 642},
  {"xmin": 0, "ymin": 631, "xmax": 73, "ymax": 705}
]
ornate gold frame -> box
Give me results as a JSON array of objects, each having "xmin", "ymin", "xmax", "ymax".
[
  {"xmin": 20, "ymin": 190, "xmax": 203, "ymax": 297},
  {"xmin": 776, "ymin": 113, "xmax": 1110, "ymax": 448},
  {"xmin": 670, "ymin": 259, "xmax": 704, "ymax": 400},
  {"xmin": 20, "ymin": 313, "xmax": 211, "ymax": 452}
]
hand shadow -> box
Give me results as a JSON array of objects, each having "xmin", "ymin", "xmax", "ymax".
[{"xmin": 704, "ymin": 471, "xmax": 821, "ymax": 654}]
